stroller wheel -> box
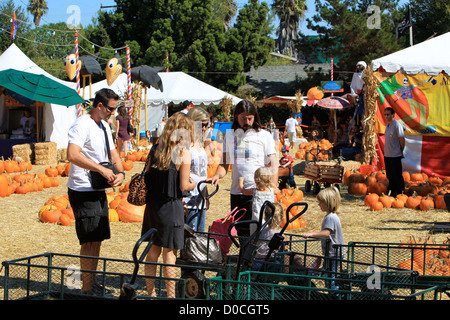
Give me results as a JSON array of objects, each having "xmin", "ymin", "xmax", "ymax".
[{"xmin": 179, "ymin": 270, "xmax": 206, "ymax": 299}]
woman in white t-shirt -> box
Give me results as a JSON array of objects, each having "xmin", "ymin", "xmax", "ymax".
[{"xmin": 211, "ymin": 100, "xmax": 278, "ymax": 238}]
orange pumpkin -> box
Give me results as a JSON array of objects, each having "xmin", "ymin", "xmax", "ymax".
[
  {"xmin": 419, "ymin": 196, "xmax": 434, "ymax": 211},
  {"xmin": 364, "ymin": 193, "xmax": 379, "ymax": 207},
  {"xmin": 348, "ymin": 182, "xmax": 367, "ymax": 195},
  {"xmin": 59, "ymin": 213, "xmax": 72, "ymax": 226},
  {"xmin": 116, "ymin": 200, "xmax": 145, "ymax": 222},
  {"xmin": 370, "ymin": 201, "xmax": 384, "ymax": 211}
]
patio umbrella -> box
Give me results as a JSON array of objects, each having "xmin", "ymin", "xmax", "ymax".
[
  {"xmin": 316, "ymin": 96, "xmax": 352, "ymax": 110},
  {"xmin": 0, "ymin": 69, "xmax": 85, "ymax": 107},
  {"xmin": 316, "ymin": 96, "xmax": 352, "ymax": 131}
]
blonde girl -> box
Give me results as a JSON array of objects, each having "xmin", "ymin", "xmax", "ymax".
[
  {"xmin": 142, "ymin": 112, "xmax": 196, "ymax": 298},
  {"xmin": 302, "ymin": 187, "xmax": 344, "ymax": 287},
  {"xmin": 185, "ymin": 106, "xmax": 210, "ymax": 231},
  {"xmin": 239, "ymin": 166, "xmax": 276, "ymax": 235}
]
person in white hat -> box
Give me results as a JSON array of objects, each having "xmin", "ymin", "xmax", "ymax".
[{"xmin": 350, "ymin": 61, "xmax": 367, "ymax": 126}]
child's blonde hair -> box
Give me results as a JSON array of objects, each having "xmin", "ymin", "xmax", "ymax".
[
  {"xmin": 265, "ymin": 202, "xmax": 284, "ymax": 229},
  {"xmin": 254, "ymin": 166, "xmax": 272, "ymax": 189},
  {"xmin": 316, "ymin": 186, "xmax": 341, "ymax": 214}
]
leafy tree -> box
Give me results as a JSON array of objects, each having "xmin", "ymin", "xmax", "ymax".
[
  {"xmin": 27, "ymin": 0, "xmax": 48, "ymax": 27},
  {"xmin": 298, "ymin": 0, "xmax": 403, "ymax": 85},
  {"xmin": 406, "ymin": 0, "xmax": 450, "ymax": 44},
  {"xmin": 0, "ymin": 0, "xmax": 32, "ymax": 53},
  {"xmin": 272, "ymin": 0, "xmax": 307, "ymax": 58},
  {"xmin": 227, "ymin": 0, "xmax": 275, "ymax": 73},
  {"xmin": 99, "ymin": 0, "xmax": 275, "ymax": 92}
]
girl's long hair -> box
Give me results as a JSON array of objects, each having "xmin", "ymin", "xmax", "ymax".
[{"xmin": 153, "ymin": 112, "xmax": 194, "ymax": 170}]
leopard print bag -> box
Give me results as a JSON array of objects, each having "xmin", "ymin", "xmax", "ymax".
[{"xmin": 127, "ymin": 156, "xmax": 150, "ymax": 206}]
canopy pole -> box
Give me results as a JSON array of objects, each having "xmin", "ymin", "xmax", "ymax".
[{"xmin": 145, "ymin": 87, "xmax": 148, "ymax": 134}]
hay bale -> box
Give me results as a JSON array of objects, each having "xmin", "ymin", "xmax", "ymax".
[
  {"xmin": 57, "ymin": 148, "xmax": 67, "ymax": 162},
  {"xmin": 33, "ymin": 142, "xmax": 57, "ymax": 166},
  {"xmin": 12, "ymin": 143, "xmax": 32, "ymax": 162}
]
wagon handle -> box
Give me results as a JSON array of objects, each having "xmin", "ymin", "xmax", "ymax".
[
  {"xmin": 186, "ymin": 180, "xmax": 219, "ymax": 227},
  {"xmin": 131, "ymin": 228, "xmax": 157, "ymax": 282},
  {"xmin": 228, "ymin": 201, "xmax": 275, "ymax": 249},
  {"xmin": 280, "ymin": 202, "xmax": 308, "ymax": 235}
]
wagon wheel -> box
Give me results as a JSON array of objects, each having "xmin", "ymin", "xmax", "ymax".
[
  {"xmin": 313, "ymin": 182, "xmax": 321, "ymax": 195},
  {"xmin": 179, "ymin": 270, "xmax": 206, "ymax": 299},
  {"xmin": 305, "ymin": 180, "xmax": 311, "ymax": 193}
]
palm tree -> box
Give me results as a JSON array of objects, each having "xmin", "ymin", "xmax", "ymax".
[
  {"xmin": 27, "ymin": 0, "xmax": 48, "ymax": 27},
  {"xmin": 272, "ymin": 0, "xmax": 307, "ymax": 59}
]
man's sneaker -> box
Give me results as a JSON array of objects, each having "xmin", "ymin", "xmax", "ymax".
[{"xmin": 82, "ymin": 283, "xmax": 114, "ymax": 297}]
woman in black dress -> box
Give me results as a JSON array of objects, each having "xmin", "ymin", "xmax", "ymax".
[{"xmin": 142, "ymin": 112, "xmax": 196, "ymax": 298}]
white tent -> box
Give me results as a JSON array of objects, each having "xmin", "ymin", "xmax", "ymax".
[
  {"xmin": 372, "ymin": 32, "xmax": 450, "ymax": 76},
  {"xmin": 370, "ymin": 32, "xmax": 450, "ymax": 177},
  {"xmin": 0, "ymin": 43, "xmax": 79, "ymax": 149},
  {"xmin": 89, "ymin": 71, "xmax": 242, "ymax": 132}
]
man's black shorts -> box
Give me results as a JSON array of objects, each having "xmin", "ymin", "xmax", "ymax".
[{"xmin": 68, "ymin": 188, "xmax": 110, "ymax": 245}]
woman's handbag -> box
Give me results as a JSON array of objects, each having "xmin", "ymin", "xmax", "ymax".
[
  {"xmin": 180, "ymin": 224, "xmax": 223, "ymax": 264},
  {"xmin": 127, "ymin": 155, "xmax": 150, "ymax": 206},
  {"xmin": 210, "ymin": 207, "xmax": 246, "ymax": 255}
]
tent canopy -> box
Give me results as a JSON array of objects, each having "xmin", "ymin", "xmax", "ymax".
[
  {"xmin": 88, "ymin": 72, "xmax": 242, "ymax": 132},
  {"xmin": 0, "ymin": 43, "xmax": 79, "ymax": 149},
  {"xmin": 0, "ymin": 69, "xmax": 84, "ymax": 106},
  {"xmin": 372, "ymin": 32, "xmax": 450, "ymax": 76}
]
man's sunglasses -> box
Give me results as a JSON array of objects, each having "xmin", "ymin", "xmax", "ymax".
[{"xmin": 104, "ymin": 104, "xmax": 117, "ymax": 112}]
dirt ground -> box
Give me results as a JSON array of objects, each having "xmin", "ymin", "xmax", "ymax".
[{"xmin": 1, "ymin": 157, "xmax": 449, "ymax": 267}]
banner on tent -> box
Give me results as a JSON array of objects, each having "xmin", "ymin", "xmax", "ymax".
[
  {"xmin": 374, "ymin": 72, "xmax": 450, "ymax": 177},
  {"xmin": 375, "ymin": 72, "xmax": 450, "ymax": 136}
]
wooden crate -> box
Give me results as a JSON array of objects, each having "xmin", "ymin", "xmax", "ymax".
[{"xmin": 304, "ymin": 163, "xmax": 344, "ymax": 183}]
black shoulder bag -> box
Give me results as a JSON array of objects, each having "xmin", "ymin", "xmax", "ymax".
[{"xmin": 90, "ymin": 123, "xmax": 119, "ymax": 189}]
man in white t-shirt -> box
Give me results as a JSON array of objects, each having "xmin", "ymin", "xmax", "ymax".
[
  {"xmin": 67, "ymin": 88, "xmax": 125, "ymax": 295},
  {"xmin": 284, "ymin": 114, "xmax": 299, "ymax": 149},
  {"xmin": 211, "ymin": 100, "xmax": 278, "ymax": 238}
]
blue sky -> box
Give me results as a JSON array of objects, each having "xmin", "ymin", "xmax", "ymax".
[{"xmin": 14, "ymin": 0, "xmax": 408, "ymax": 35}]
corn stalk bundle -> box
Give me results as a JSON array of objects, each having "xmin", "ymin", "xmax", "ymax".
[
  {"xmin": 130, "ymin": 81, "xmax": 143, "ymax": 149},
  {"xmin": 361, "ymin": 66, "xmax": 380, "ymax": 165},
  {"xmin": 287, "ymin": 90, "xmax": 303, "ymax": 114},
  {"xmin": 220, "ymin": 96, "xmax": 233, "ymax": 121}
]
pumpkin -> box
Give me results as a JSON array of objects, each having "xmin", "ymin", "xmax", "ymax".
[
  {"xmin": 379, "ymin": 194, "xmax": 394, "ymax": 208},
  {"xmin": 39, "ymin": 204, "xmax": 58, "ymax": 219},
  {"xmin": 61, "ymin": 205, "xmax": 75, "ymax": 220},
  {"xmin": 40, "ymin": 207, "xmax": 62, "ymax": 224},
  {"xmin": 405, "ymin": 193, "xmax": 421, "ymax": 210},
  {"xmin": 364, "ymin": 193, "xmax": 379, "ymax": 207},
  {"xmin": 109, "ymin": 208, "xmax": 120, "ymax": 222},
  {"xmin": 397, "ymin": 259, "xmax": 421, "ymax": 272},
  {"xmin": 306, "ymin": 86, "xmax": 324, "ymax": 100},
  {"xmin": 391, "ymin": 198, "xmax": 405, "ymax": 209},
  {"xmin": 348, "ymin": 182, "xmax": 367, "ymax": 195},
  {"xmin": 402, "ymin": 171, "xmax": 411, "ymax": 182},
  {"xmin": 419, "ymin": 196, "xmax": 434, "ymax": 211},
  {"xmin": 435, "ymin": 194, "xmax": 448, "ymax": 210},
  {"xmin": 116, "ymin": 199, "xmax": 145, "ymax": 222},
  {"xmin": 370, "ymin": 201, "xmax": 384, "ymax": 211},
  {"xmin": 367, "ymin": 181, "xmax": 388, "ymax": 196},
  {"xmin": 45, "ymin": 167, "xmax": 59, "ymax": 177},
  {"xmin": 348, "ymin": 172, "xmax": 366, "ymax": 184},
  {"xmin": 122, "ymin": 160, "xmax": 134, "ymax": 171},
  {"xmin": 59, "ymin": 214, "xmax": 72, "ymax": 226},
  {"xmin": 397, "ymin": 193, "xmax": 408, "ymax": 204},
  {"xmin": 410, "ymin": 172, "xmax": 426, "ymax": 182}
]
